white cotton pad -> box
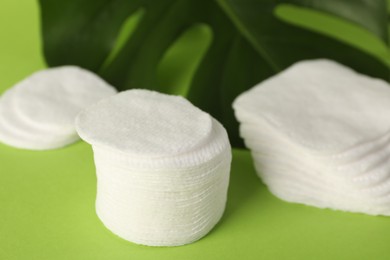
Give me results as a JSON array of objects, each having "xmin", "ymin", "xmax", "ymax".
[
  {"xmin": 262, "ymin": 177, "xmax": 390, "ymax": 216},
  {"xmin": 89, "ymin": 118, "xmax": 230, "ymax": 169},
  {"xmin": 0, "ymin": 66, "xmax": 117, "ymax": 150},
  {"xmin": 13, "ymin": 66, "xmax": 117, "ymax": 133},
  {"xmin": 75, "ymin": 89, "xmax": 232, "ymax": 246},
  {"xmin": 240, "ymin": 123, "xmax": 390, "ymax": 181},
  {"xmin": 76, "ymin": 89, "xmax": 213, "ymax": 158},
  {"xmin": 234, "ymin": 59, "xmax": 390, "ymax": 156},
  {"xmin": 250, "ymin": 143, "xmax": 390, "ymax": 202},
  {"xmin": 0, "ymin": 87, "xmax": 80, "ymax": 150},
  {"xmin": 240, "ymin": 120, "xmax": 390, "ymax": 205},
  {"xmin": 239, "ymin": 118, "xmax": 390, "ymax": 178},
  {"xmin": 233, "ymin": 59, "xmax": 390, "ymax": 216},
  {"xmin": 246, "ymin": 133, "xmax": 390, "ymax": 190},
  {"xmin": 236, "ymin": 109, "xmax": 390, "ymax": 164},
  {"xmin": 94, "ymin": 147, "xmax": 231, "ymax": 246},
  {"xmin": 248, "ymin": 142, "xmax": 390, "ymax": 215}
]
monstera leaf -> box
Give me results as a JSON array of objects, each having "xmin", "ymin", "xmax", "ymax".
[{"xmin": 39, "ymin": 0, "xmax": 390, "ymax": 147}]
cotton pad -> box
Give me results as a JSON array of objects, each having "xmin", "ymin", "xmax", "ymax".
[
  {"xmin": 239, "ymin": 114, "xmax": 390, "ymax": 199},
  {"xmin": 0, "ymin": 89, "xmax": 74, "ymax": 150},
  {"xmin": 0, "ymin": 66, "xmax": 117, "ymax": 150},
  {"xmin": 76, "ymin": 89, "xmax": 212, "ymax": 158},
  {"xmin": 235, "ymin": 59, "xmax": 390, "ymax": 156},
  {"xmin": 240, "ymin": 122, "xmax": 390, "ymax": 180},
  {"xmin": 233, "ymin": 59, "xmax": 390, "ymax": 216},
  {"xmin": 75, "ymin": 89, "xmax": 231, "ymax": 246}
]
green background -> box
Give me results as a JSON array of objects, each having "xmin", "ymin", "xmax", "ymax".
[{"xmin": 1, "ymin": 1, "xmax": 390, "ymax": 259}]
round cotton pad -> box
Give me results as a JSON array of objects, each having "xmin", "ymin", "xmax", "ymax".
[
  {"xmin": 76, "ymin": 89, "xmax": 232, "ymax": 246},
  {"xmin": 0, "ymin": 88, "xmax": 79, "ymax": 150},
  {"xmin": 90, "ymin": 118, "xmax": 230, "ymax": 169},
  {"xmin": 0, "ymin": 66, "xmax": 117, "ymax": 150},
  {"xmin": 76, "ymin": 89, "xmax": 213, "ymax": 158},
  {"xmin": 13, "ymin": 66, "xmax": 117, "ymax": 133}
]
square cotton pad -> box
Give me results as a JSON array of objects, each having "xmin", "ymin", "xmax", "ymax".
[
  {"xmin": 233, "ymin": 59, "xmax": 390, "ymax": 216},
  {"xmin": 0, "ymin": 66, "xmax": 117, "ymax": 150},
  {"xmin": 75, "ymin": 89, "xmax": 232, "ymax": 246}
]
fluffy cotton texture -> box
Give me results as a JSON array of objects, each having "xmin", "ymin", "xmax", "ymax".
[
  {"xmin": 75, "ymin": 89, "xmax": 231, "ymax": 246},
  {"xmin": 242, "ymin": 120, "xmax": 390, "ymax": 202},
  {"xmin": 235, "ymin": 59, "xmax": 390, "ymax": 156},
  {"xmin": 76, "ymin": 89, "xmax": 213, "ymax": 158},
  {"xmin": 0, "ymin": 88, "xmax": 78, "ymax": 150},
  {"xmin": 0, "ymin": 66, "xmax": 117, "ymax": 150},
  {"xmin": 233, "ymin": 59, "xmax": 390, "ymax": 216}
]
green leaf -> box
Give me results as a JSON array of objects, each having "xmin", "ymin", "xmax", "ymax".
[
  {"xmin": 281, "ymin": 0, "xmax": 389, "ymax": 43},
  {"xmin": 39, "ymin": 0, "xmax": 390, "ymax": 147},
  {"xmin": 216, "ymin": 0, "xmax": 389, "ymax": 77}
]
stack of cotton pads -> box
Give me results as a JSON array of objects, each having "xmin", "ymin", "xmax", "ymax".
[
  {"xmin": 233, "ymin": 59, "xmax": 390, "ymax": 216},
  {"xmin": 75, "ymin": 89, "xmax": 231, "ymax": 246},
  {"xmin": 0, "ymin": 66, "xmax": 116, "ymax": 150}
]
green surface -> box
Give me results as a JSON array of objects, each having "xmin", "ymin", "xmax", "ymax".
[{"xmin": 1, "ymin": 1, "xmax": 390, "ymax": 259}]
